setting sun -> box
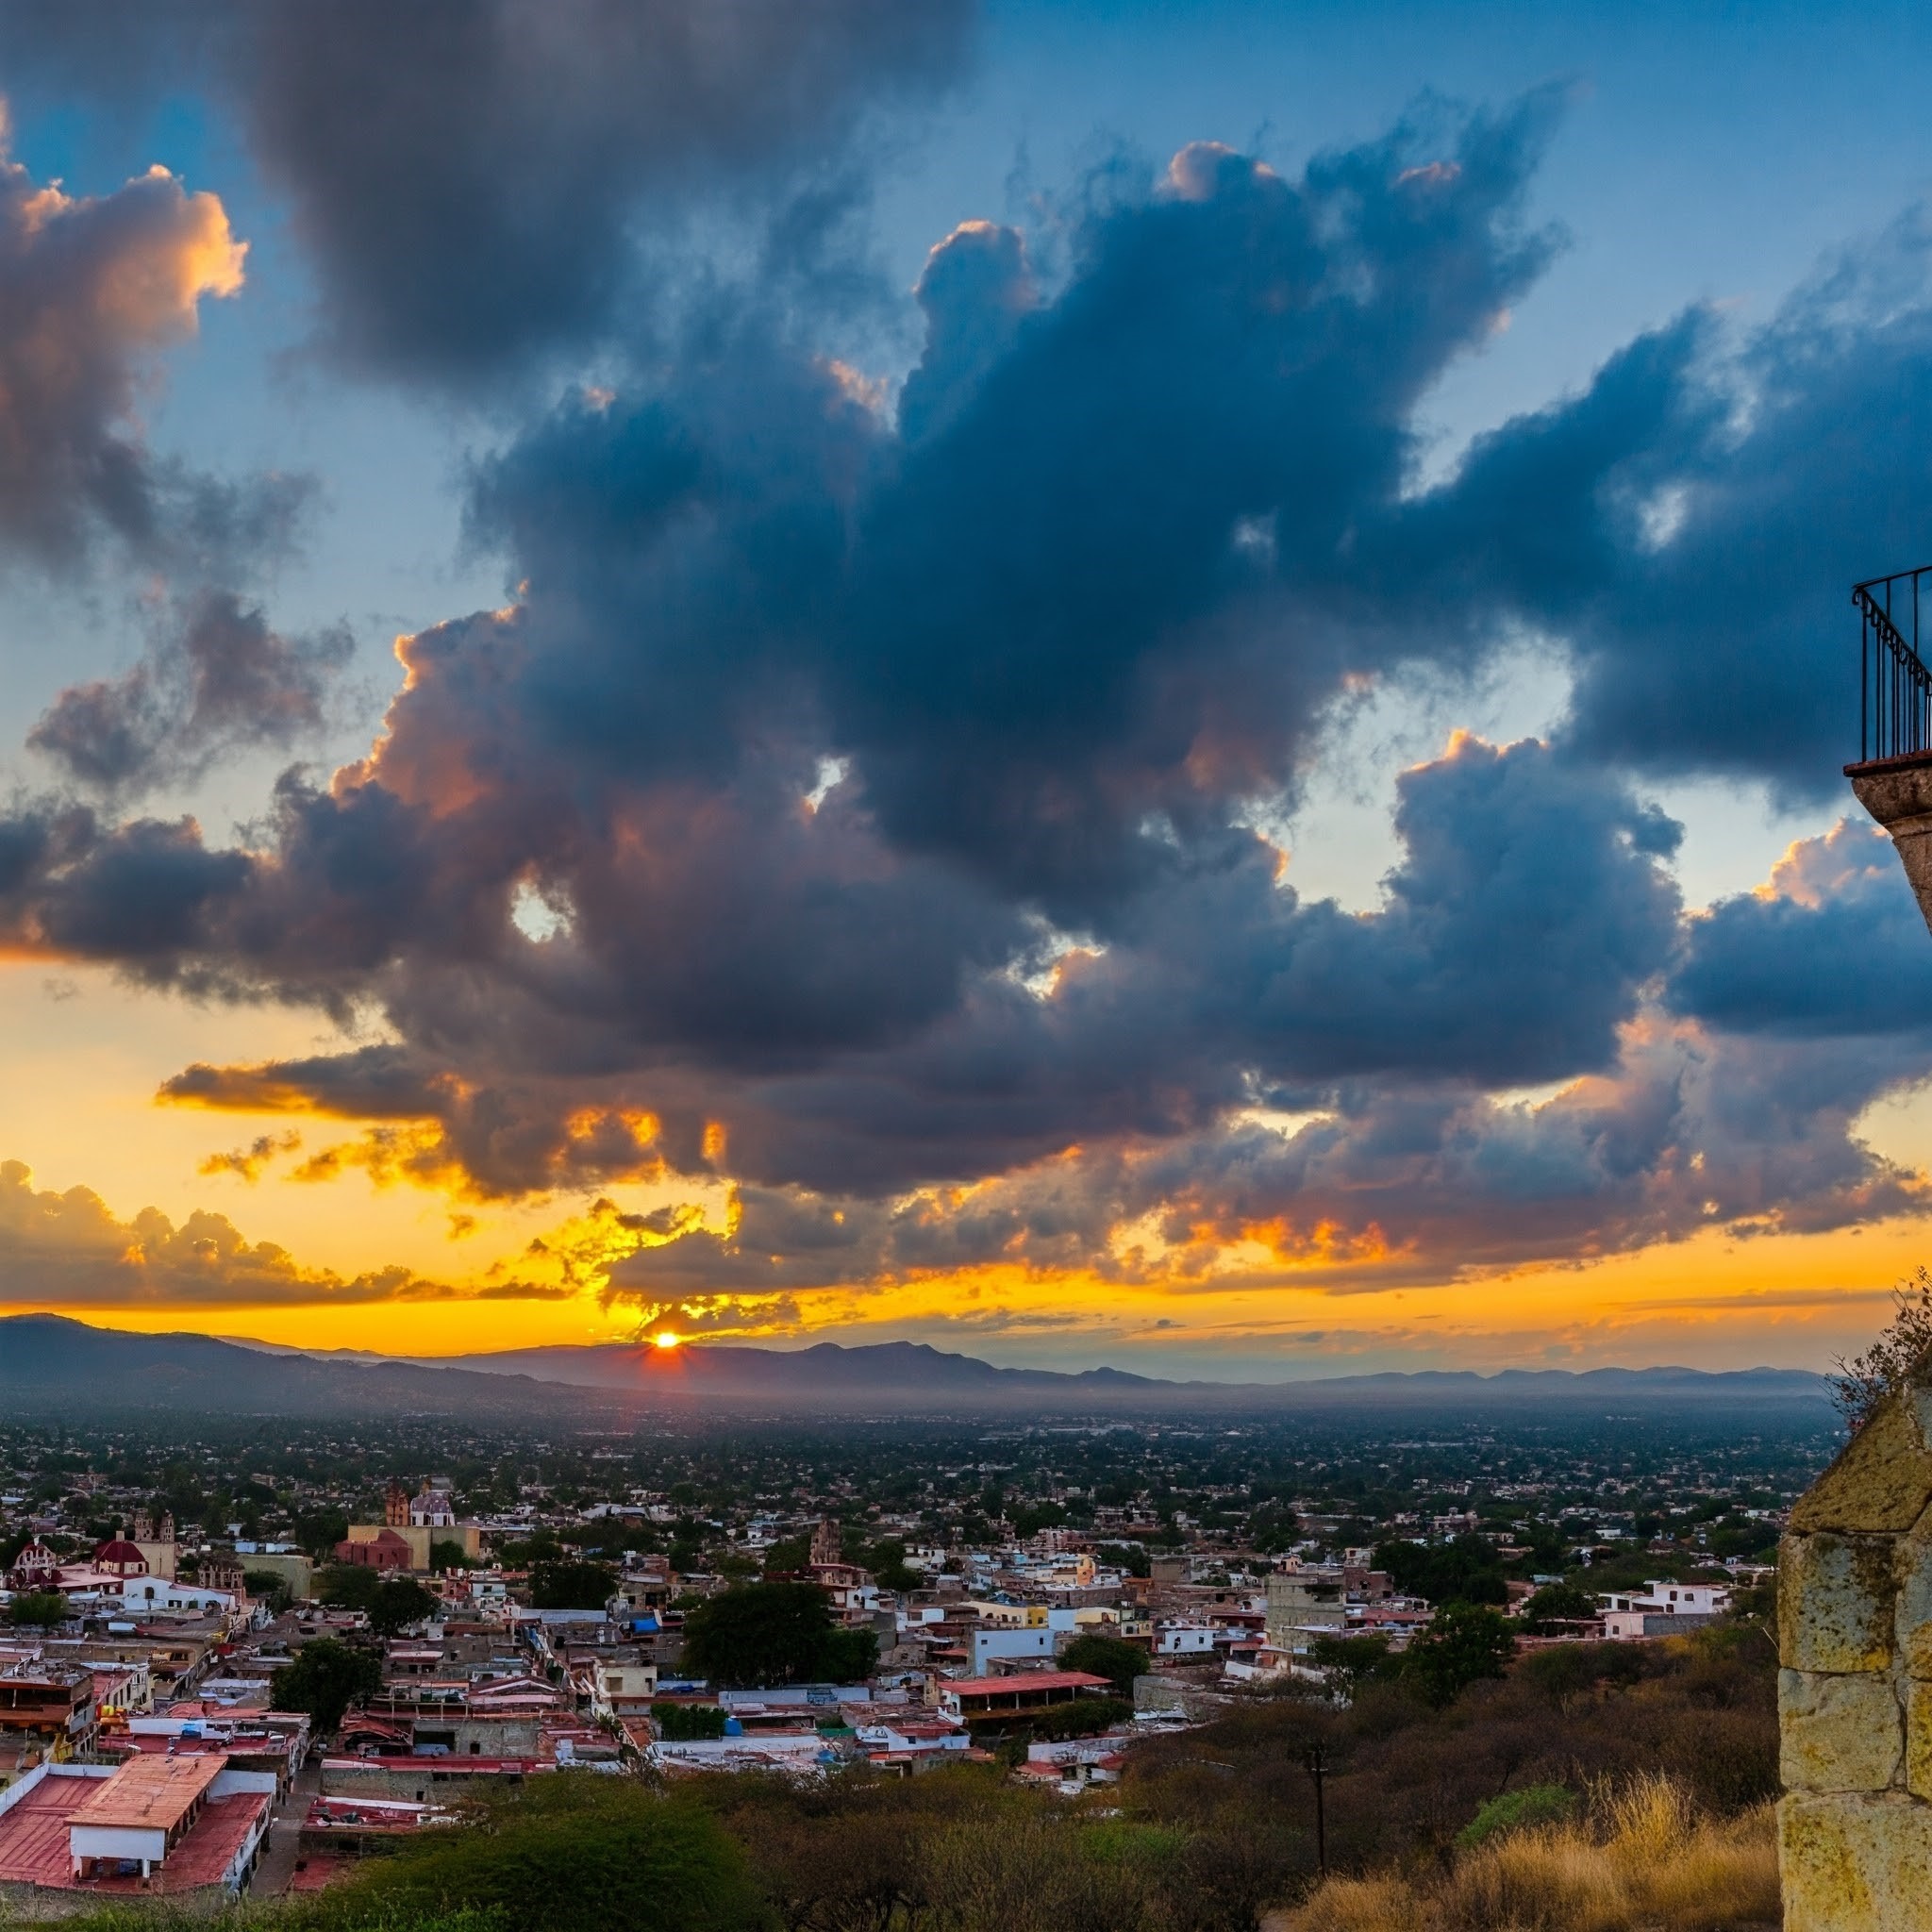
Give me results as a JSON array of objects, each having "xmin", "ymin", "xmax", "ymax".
[{"xmin": 653, "ymin": 1331, "xmax": 681, "ymax": 1350}]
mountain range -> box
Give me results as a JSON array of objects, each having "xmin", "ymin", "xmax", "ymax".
[{"xmin": 0, "ymin": 1313, "xmax": 1838, "ymax": 1422}]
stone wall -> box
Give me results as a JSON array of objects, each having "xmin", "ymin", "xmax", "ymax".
[{"xmin": 1779, "ymin": 1382, "xmax": 1932, "ymax": 1927}]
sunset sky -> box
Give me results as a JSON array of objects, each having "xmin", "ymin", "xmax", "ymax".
[{"xmin": 5, "ymin": 0, "xmax": 1932, "ymax": 1379}]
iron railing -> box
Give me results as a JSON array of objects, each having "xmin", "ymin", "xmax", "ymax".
[{"xmin": 1857, "ymin": 565, "xmax": 1932, "ymax": 763}]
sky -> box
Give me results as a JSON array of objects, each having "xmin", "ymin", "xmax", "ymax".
[{"xmin": 3, "ymin": 0, "xmax": 1932, "ymax": 1379}]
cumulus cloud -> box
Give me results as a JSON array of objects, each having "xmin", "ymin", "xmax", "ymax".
[
  {"xmin": 0, "ymin": 1158, "xmax": 625, "ymax": 1310},
  {"xmin": 0, "ymin": 138, "xmax": 279, "ymax": 566},
  {"xmin": 28, "ymin": 590, "xmax": 353, "ymax": 792},
  {"xmin": 0, "ymin": 0, "xmax": 974, "ymax": 381},
  {"xmin": 1, "ymin": 99, "xmax": 1929, "ymax": 1307},
  {"xmin": 1669, "ymin": 819, "xmax": 1932, "ymax": 1037}
]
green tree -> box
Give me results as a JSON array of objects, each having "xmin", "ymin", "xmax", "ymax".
[
  {"xmin": 291, "ymin": 1505, "xmax": 348, "ymax": 1557},
  {"xmin": 820, "ymin": 1624, "xmax": 880, "ymax": 1682},
  {"xmin": 530, "ymin": 1559, "xmax": 616, "ymax": 1609},
  {"xmin": 759, "ymin": 1533, "xmax": 813, "ymax": 1576},
  {"xmin": 242, "ymin": 1569, "xmax": 292, "ymax": 1614},
  {"xmin": 859, "ymin": 1538, "xmax": 921, "ymax": 1592},
  {"xmin": 7, "ymin": 1591, "xmax": 66, "ymax": 1627},
  {"xmin": 682, "ymin": 1581, "xmax": 875, "ymax": 1688},
  {"xmin": 1023, "ymin": 1693, "xmax": 1133, "ymax": 1740},
  {"xmin": 1373, "ymin": 1535, "xmax": 1507, "ymax": 1607},
  {"xmin": 323, "ymin": 1772, "xmax": 768, "ymax": 1932},
  {"xmin": 1402, "ymin": 1603, "xmax": 1515, "ymax": 1707},
  {"xmin": 367, "ymin": 1575, "xmax": 440, "ymax": 1635},
  {"xmin": 431, "ymin": 1539, "xmax": 474, "ymax": 1571},
  {"xmin": 1059, "ymin": 1633, "xmax": 1148, "ymax": 1699},
  {"xmin": 271, "ymin": 1636, "xmax": 381, "ymax": 1735},
  {"xmin": 654, "ymin": 1701, "xmax": 729, "ymax": 1740},
  {"xmin": 1010, "ymin": 1501, "xmax": 1067, "ymax": 1537},
  {"xmin": 1518, "ymin": 1582, "xmax": 1598, "ymax": 1634},
  {"xmin": 318, "ymin": 1562, "xmax": 383, "ymax": 1611},
  {"xmin": 1310, "ymin": 1631, "xmax": 1398, "ymax": 1696}
]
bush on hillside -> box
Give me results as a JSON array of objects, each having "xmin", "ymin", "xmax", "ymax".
[
  {"xmin": 295, "ymin": 1773, "xmax": 769, "ymax": 1932},
  {"xmin": 1456, "ymin": 1782, "xmax": 1576, "ymax": 1848}
]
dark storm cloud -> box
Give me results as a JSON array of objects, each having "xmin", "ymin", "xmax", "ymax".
[
  {"xmin": 70, "ymin": 732, "xmax": 1681, "ymax": 1208},
  {"xmin": 834, "ymin": 110, "xmax": 1565, "ymax": 908},
  {"xmin": 28, "ymin": 590, "xmax": 353, "ymax": 792},
  {"xmin": 1380, "ymin": 205, "xmax": 1932, "ymax": 799},
  {"xmin": 3, "ymin": 96, "xmax": 1931, "ymax": 1288},
  {"xmin": 1670, "ymin": 820, "xmax": 1932, "ymax": 1038},
  {"xmin": 0, "ymin": 0, "xmax": 974, "ymax": 381}
]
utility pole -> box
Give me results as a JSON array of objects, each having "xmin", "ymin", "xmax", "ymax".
[{"xmin": 1304, "ymin": 1741, "xmax": 1327, "ymax": 1875}]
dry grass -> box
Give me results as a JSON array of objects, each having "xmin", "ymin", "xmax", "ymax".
[{"xmin": 1278, "ymin": 1774, "xmax": 1778, "ymax": 1932}]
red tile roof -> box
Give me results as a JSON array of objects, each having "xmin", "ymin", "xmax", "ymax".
[
  {"xmin": 0, "ymin": 1772, "xmax": 267, "ymax": 1894},
  {"xmin": 942, "ymin": 1671, "xmax": 1112, "ymax": 1695}
]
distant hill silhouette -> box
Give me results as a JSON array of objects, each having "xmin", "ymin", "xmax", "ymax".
[{"xmin": 0, "ymin": 1313, "xmax": 1836, "ymax": 1422}]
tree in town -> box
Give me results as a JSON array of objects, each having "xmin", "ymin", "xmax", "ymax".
[
  {"xmin": 1024, "ymin": 1694, "xmax": 1133, "ymax": 1740},
  {"xmin": 682, "ymin": 1581, "xmax": 877, "ymax": 1688},
  {"xmin": 530, "ymin": 1558, "xmax": 616, "ymax": 1610},
  {"xmin": 318, "ymin": 1562, "xmax": 383, "ymax": 1611},
  {"xmin": 7, "ymin": 1591, "xmax": 66, "ymax": 1627},
  {"xmin": 1372, "ymin": 1534, "xmax": 1507, "ymax": 1607},
  {"xmin": 1058, "ymin": 1633, "xmax": 1148, "ymax": 1699},
  {"xmin": 1310, "ymin": 1631, "xmax": 1399, "ymax": 1697},
  {"xmin": 271, "ymin": 1636, "xmax": 381, "ymax": 1735},
  {"xmin": 654, "ymin": 1701, "xmax": 729, "ymax": 1740},
  {"xmin": 1517, "ymin": 1582, "xmax": 1598, "ymax": 1634},
  {"xmin": 242, "ymin": 1570, "xmax": 292, "ymax": 1614},
  {"xmin": 1401, "ymin": 1603, "xmax": 1516, "ymax": 1707},
  {"xmin": 859, "ymin": 1538, "xmax": 922, "ymax": 1593},
  {"xmin": 367, "ymin": 1576, "xmax": 441, "ymax": 1635},
  {"xmin": 758, "ymin": 1533, "xmax": 813, "ymax": 1576}
]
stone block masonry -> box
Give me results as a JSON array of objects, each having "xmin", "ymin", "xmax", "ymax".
[{"xmin": 1779, "ymin": 1381, "xmax": 1932, "ymax": 1928}]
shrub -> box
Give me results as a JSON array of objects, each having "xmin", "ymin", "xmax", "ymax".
[
  {"xmin": 1456, "ymin": 1782, "xmax": 1576, "ymax": 1848},
  {"xmin": 305, "ymin": 1772, "xmax": 770, "ymax": 1932}
]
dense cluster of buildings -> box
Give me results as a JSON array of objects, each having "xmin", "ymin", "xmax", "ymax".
[{"xmin": 0, "ymin": 1443, "xmax": 1774, "ymax": 1912}]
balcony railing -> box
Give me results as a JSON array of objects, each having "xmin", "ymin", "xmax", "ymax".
[{"xmin": 1856, "ymin": 565, "xmax": 1932, "ymax": 764}]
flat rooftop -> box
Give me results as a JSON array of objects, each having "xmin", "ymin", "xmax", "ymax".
[
  {"xmin": 942, "ymin": 1671, "xmax": 1113, "ymax": 1695},
  {"xmin": 68, "ymin": 1752, "xmax": 227, "ymax": 1832},
  {"xmin": 0, "ymin": 1771, "xmax": 266, "ymax": 1894}
]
